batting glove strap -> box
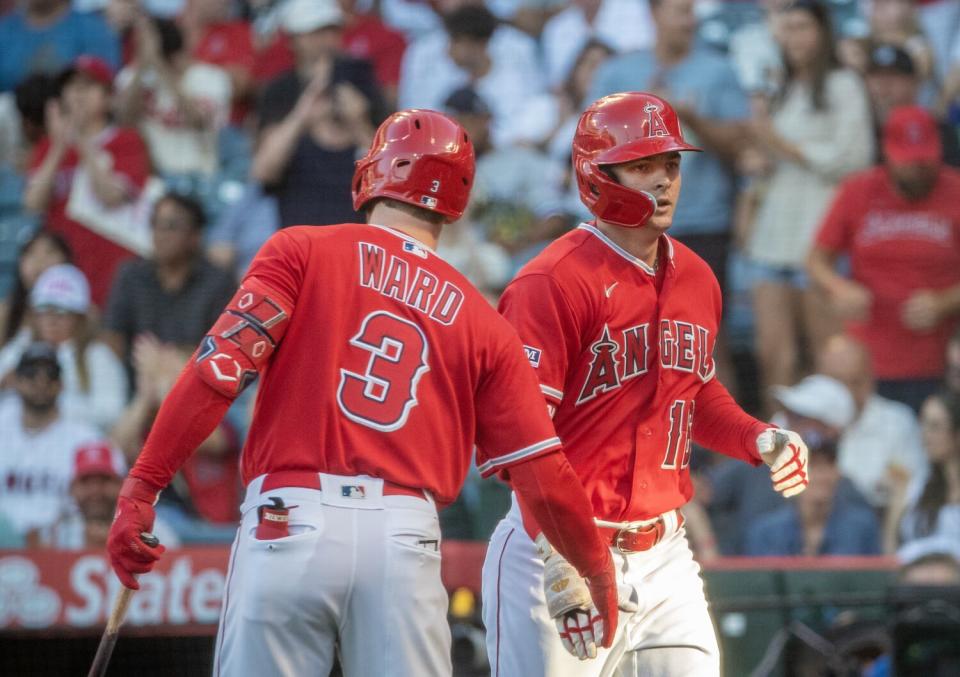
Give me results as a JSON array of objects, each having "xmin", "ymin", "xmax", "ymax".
[{"xmin": 757, "ymin": 428, "xmax": 809, "ymax": 498}]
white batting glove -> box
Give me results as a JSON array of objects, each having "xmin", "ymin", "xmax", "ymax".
[
  {"xmin": 536, "ymin": 534, "xmax": 637, "ymax": 660},
  {"xmin": 756, "ymin": 428, "xmax": 809, "ymax": 498}
]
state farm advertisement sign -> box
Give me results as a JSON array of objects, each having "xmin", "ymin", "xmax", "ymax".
[{"xmin": 0, "ymin": 548, "xmax": 229, "ymax": 632}]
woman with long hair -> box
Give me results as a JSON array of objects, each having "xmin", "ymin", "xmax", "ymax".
[
  {"xmin": 885, "ymin": 390, "xmax": 960, "ymax": 551},
  {"xmin": 0, "ymin": 230, "xmax": 72, "ymax": 347},
  {"xmin": 741, "ymin": 0, "xmax": 874, "ymax": 413},
  {"xmin": 0, "ymin": 263, "xmax": 127, "ymax": 430}
]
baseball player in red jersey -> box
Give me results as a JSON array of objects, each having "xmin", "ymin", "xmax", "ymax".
[
  {"xmin": 104, "ymin": 110, "xmax": 619, "ymax": 676},
  {"xmin": 481, "ymin": 92, "xmax": 811, "ymax": 676}
]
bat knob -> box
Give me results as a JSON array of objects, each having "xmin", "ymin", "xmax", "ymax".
[{"xmin": 139, "ymin": 532, "xmax": 160, "ymax": 548}]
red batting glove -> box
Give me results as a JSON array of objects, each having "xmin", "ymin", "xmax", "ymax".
[
  {"xmin": 107, "ymin": 477, "xmax": 166, "ymax": 589},
  {"xmin": 585, "ymin": 553, "xmax": 619, "ymax": 650}
]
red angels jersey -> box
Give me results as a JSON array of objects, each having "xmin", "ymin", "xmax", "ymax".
[
  {"xmin": 501, "ymin": 223, "xmax": 759, "ymax": 521},
  {"xmin": 237, "ymin": 224, "xmax": 560, "ymax": 505}
]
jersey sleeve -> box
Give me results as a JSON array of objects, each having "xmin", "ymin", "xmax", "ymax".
[
  {"xmin": 814, "ymin": 177, "xmax": 856, "ymax": 252},
  {"xmin": 241, "ymin": 228, "xmax": 310, "ymax": 313},
  {"xmin": 498, "ymin": 273, "xmax": 583, "ymax": 409},
  {"xmin": 108, "ymin": 129, "xmax": 151, "ymax": 193},
  {"xmin": 473, "ymin": 325, "xmax": 562, "ymax": 478},
  {"xmin": 692, "ymin": 377, "xmax": 768, "ymax": 466}
]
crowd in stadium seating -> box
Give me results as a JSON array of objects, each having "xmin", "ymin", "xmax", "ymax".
[{"xmin": 0, "ymin": 0, "xmax": 959, "ymax": 572}]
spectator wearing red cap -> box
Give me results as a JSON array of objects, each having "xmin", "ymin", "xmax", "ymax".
[
  {"xmin": 29, "ymin": 441, "xmax": 180, "ymax": 549},
  {"xmin": 22, "ymin": 55, "xmax": 152, "ymax": 307},
  {"xmin": 809, "ymin": 105, "xmax": 960, "ymax": 412}
]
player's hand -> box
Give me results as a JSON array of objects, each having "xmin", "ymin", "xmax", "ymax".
[
  {"xmin": 757, "ymin": 429, "xmax": 809, "ymax": 498},
  {"xmin": 830, "ymin": 280, "xmax": 872, "ymax": 321},
  {"xmin": 536, "ymin": 535, "xmax": 627, "ymax": 659},
  {"xmin": 107, "ymin": 477, "xmax": 166, "ymax": 589},
  {"xmin": 902, "ymin": 290, "xmax": 944, "ymax": 332}
]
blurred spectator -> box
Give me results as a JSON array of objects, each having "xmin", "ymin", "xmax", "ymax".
[
  {"xmin": 728, "ymin": 0, "xmax": 788, "ymax": 96},
  {"xmin": 743, "ymin": 0, "xmax": 874, "ymax": 411},
  {"xmin": 897, "ymin": 536, "xmax": 960, "ymax": 584},
  {"xmin": 818, "ymin": 334, "xmax": 926, "ymax": 509},
  {"xmin": 0, "ymin": 264, "xmax": 127, "ymax": 431},
  {"xmin": 946, "ymin": 327, "xmax": 960, "ymax": 396},
  {"xmin": 206, "ymin": 182, "xmax": 280, "ymax": 278},
  {"xmin": 867, "ymin": 0, "xmax": 934, "ymax": 81},
  {"xmin": 116, "ymin": 16, "xmax": 232, "ymax": 178},
  {"xmin": 398, "ymin": 4, "xmax": 547, "ymax": 147},
  {"xmin": 0, "ymin": 0, "xmax": 120, "ymax": 92},
  {"xmin": 865, "ymin": 43, "xmax": 960, "ymax": 167},
  {"xmin": 917, "ymin": 0, "xmax": 960, "ymax": 83},
  {"xmin": 540, "ymin": 0, "xmax": 653, "ymax": 89},
  {"xmin": 0, "ymin": 343, "xmax": 102, "ymax": 539},
  {"xmin": 0, "ymin": 231, "xmax": 71, "ymax": 348},
  {"xmin": 110, "ymin": 339, "xmax": 241, "ymax": 536},
  {"xmin": 340, "ymin": 0, "xmax": 407, "ymax": 108},
  {"xmin": 103, "ymin": 0, "xmax": 139, "ymax": 66},
  {"xmin": 253, "ymin": 0, "xmax": 382, "ymax": 227},
  {"xmin": 886, "ymin": 390, "xmax": 960, "ymax": 552},
  {"xmin": 809, "ymin": 106, "xmax": 960, "ymax": 412},
  {"xmin": 745, "ymin": 425, "xmax": 881, "ymax": 556},
  {"xmin": 29, "ymin": 440, "xmax": 180, "ymax": 549},
  {"xmin": 102, "ymin": 192, "xmax": 236, "ymax": 362},
  {"xmin": 180, "ymin": 0, "xmax": 255, "ymax": 124},
  {"xmin": 22, "ymin": 56, "xmax": 153, "ymax": 306},
  {"xmin": 708, "ymin": 374, "xmax": 869, "ymax": 554},
  {"xmin": 445, "ymin": 87, "xmax": 564, "ymax": 272},
  {"xmin": 13, "ymin": 73, "xmax": 59, "ymax": 149},
  {"xmin": 546, "ymin": 39, "xmax": 614, "ymax": 220},
  {"xmin": 589, "ymin": 0, "xmax": 749, "ymax": 387}
]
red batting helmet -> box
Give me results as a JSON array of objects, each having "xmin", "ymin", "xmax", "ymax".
[
  {"xmin": 353, "ymin": 109, "xmax": 475, "ymax": 221},
  {"xmin": 573, "ymin": 92, "xmax": 701, "ymax": 228}
]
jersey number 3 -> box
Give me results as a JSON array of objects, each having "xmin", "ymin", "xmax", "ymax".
[{"xmin": 337, "ymin": 311, "xmax": 430, "ymax": 432}]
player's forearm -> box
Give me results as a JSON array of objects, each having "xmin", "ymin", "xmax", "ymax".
[
  {"xmin": 509, "ymin": 451, "xmax": 611, "ymax": 580},
  {"xmin": 692, "ymin": 378, "xmax": 768, "ymax": 465},
  {"xmin": 129, "ymin": 364, "xmax": 233, "ymax": 489}
]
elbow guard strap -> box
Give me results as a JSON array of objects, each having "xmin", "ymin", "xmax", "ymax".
[{"xmin": 194, "ymin": 284, "xmax": 289, "ymax": 397}]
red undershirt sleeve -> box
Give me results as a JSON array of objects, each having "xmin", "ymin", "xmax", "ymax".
[
  {"xmin": 508, "ymin": 450, "xmax": 610, "ymax": 579},
  {"xmin": 129, "ymin": 366, "xmax": 234, "ymax": 489},
  {"xmin": 692, "ymin": 378, "xmax": 769, "ymax": 466}
]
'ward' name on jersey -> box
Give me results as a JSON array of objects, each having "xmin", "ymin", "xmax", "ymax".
[
  {"xmin": 577, "ymin": 320, "xmax": 715, "ymax": 404},
  {"xmin": 358, "ymin": 242, "xmax": 464, "ymax": 325}
]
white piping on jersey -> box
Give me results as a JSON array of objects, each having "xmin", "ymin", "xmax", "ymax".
[
  {"xmin": 577, "ymin": 223, "xmax": 674, "ymax": 276},
  {"xmin": 476, "ymin": 437, "xmax": 561, "ymax": 475},
  {"xmin": 540, "ymin": 384, "xmax": 564, "ymax": 401},
  {"xmin": 368, "ymin": 223, "xmax": 437, "ymax": 253}
]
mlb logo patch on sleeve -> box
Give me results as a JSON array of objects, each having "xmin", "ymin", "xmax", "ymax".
[{"xmin": 523, "ymin": 345, "xmax": 542, "ymax": 368}]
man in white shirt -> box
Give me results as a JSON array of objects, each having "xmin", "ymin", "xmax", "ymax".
[
  {"xmin": 818, "ymin": 334, "xmax": 926, "ymax": 509},
  {"xmin": 397, "ymin": 4, "xmax": 546, "ymax": 147},
  {"xmin": 0, "ymin": 343, "xmax": 102, "ymax": 538}
]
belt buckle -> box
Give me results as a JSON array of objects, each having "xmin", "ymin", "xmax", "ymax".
[{"xmin": 614, "ymin": 529, "xmax": 631, "ymax": 554}]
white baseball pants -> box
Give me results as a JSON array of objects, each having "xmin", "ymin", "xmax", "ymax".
[
  {"xmin": 482, "ymin": 497, "xmax": 720, "ymax": 677},
  {"xmin": 213, "ymin": 473, "xmax": 451, "ymax": 677}
]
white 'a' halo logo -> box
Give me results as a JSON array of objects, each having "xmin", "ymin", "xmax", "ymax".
[{"xmin": 644, "ymin": 103, "xmax": 669, "ymax": 137}]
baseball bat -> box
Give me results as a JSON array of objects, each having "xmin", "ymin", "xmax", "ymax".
[{"xmin": 87, "ymin": 532, "xmax": 159, "ymax": 677}]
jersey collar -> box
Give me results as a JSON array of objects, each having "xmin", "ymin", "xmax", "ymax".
[
  {"xmin": 577, "ymin": 223, "xmax": 674, "ymax": 276},
  {"xmin": 367, "ymin": 223, "xmax": 437, "ymax": 253}
]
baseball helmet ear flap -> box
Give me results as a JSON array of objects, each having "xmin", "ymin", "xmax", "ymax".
[{"xmin": 576, "ymin": 156, "xmax": 658, "ymax": 228}]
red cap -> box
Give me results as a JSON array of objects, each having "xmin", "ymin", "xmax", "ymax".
[
  {"xmin": 72, "ymin": 441, "xmax": 125, "ymax": 480},
  {"xmin": 883, "ymin": 105, "xmax": 942, "ymax": 166},
  {"xmin": 67, "ymin": 55, "xmax": 115, "ymax": 89}
]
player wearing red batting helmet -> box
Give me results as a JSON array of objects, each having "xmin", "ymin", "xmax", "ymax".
[
  {"xmin": 481, "ymin": 92, "xmax": 810, "ymax": 676},
  {"xmin": 106, "ymin": 108, "xmax": 618, "ymax": 676}
]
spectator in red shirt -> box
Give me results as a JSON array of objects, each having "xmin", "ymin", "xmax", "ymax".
[
  {"xmin": 22, "ymin": 56, "xmax": 151, "ymax": 307},
  {"xmin": 340, "ymin": 0, "xmax": 406, "ymax": 108},
  {"xmin": 809, "ymin": 106, "xmax": 960, "ymax": 412},
  {"xmin": 180, "ymin": 0, "xmax": 255, "ymax": 124}
]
